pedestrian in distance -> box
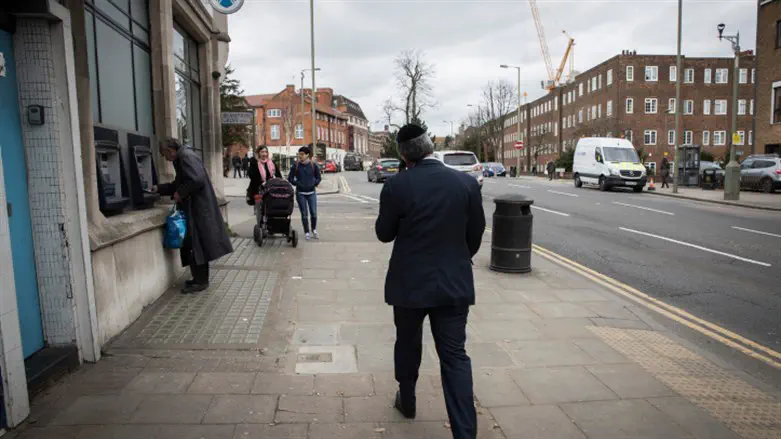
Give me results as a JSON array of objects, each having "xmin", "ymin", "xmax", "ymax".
[
  {"xmin": 242, "ymin": 154, "xmax": 250, "ymax": 178},
  {"xmin": 375, "ymin": 124, "xmax": 485, "ymax": 439},
  {"xmin": 287, "ymin": 145, "xmax": 322, "ymax": 240},
  {"xmin": 547, "ymin": 160, "xmax": 555, "ymax": 181},
  {"xmin": 661, "ymin": 153, "xmax": 671, "ymax": 188},
  {"xmin": 151, "ymin": 138, "xmax": 233, "ymax": 294},
  {"xmin": 232, "ymin": 154, "xmax": 242, "ymax": 178}
]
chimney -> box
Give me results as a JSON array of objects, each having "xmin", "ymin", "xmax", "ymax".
[
  {"xmin": 285, "ymin": 84, "xmax": 295, "ymax": 94},
  {"xmin": 316, "ymin": 88, "xmax": 334, "ymax": 107}
]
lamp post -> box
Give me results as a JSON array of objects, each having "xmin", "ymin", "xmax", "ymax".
[
  {"xmin": 300, "ymin": 68, "xmax": 321, "ymax": 165},
  {"xmin": 309, "ymin": 0, "xmax": 318, "ymax": 161},
  {"xmin": 718, "ymin": 22, "xmax": 741, "ymax": 201},
  {"xmin": 673, "ymin": 0, "xmax": 682, "ymax": 194},
  {"xmin": 442, "ymin": 120, "xmax": 454, "ymax": 137},
  {"xmin": 501, "ymin": 64, "xmax": 523, "ymax": 177},
  {"xmin": 467, "ymin": 104, "xmax": 485, "ymax": 161}
]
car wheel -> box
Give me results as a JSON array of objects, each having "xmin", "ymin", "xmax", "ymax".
[
  {"xmin": 599, "ymin": 176, "xmax": 609, "ymax": 192},
  {"xmin": 761, "ymin": 178, "xmax": 775, "ymax": 194},
  {"xmin": 574, "ymin": 174, "xmax": 583, "ymax": 188},
  {"xmin": 633, "ymin": 185, "xmax": 644, "ymax": 193},
  {"xmin": 367, "ymin": 173, "xmax": 371, "ymax": 182}
]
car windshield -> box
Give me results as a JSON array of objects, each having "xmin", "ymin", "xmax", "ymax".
[
  {"xmin": 602, "ymin": 147, "xmax": 639, "ymax": 163},
  {"xmin": 380, "ymin": 159, "xmax": 400, "ymax": 167},
  {"xmin": 444, "ymin": 153, "xmax": 477, "ymax": 166}
]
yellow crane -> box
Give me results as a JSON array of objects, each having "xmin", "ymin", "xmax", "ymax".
[{"xmin": 529, "ymin": 0, "xmax": 575, "ymax": 91}]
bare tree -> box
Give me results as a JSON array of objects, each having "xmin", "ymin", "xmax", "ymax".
[
  {"xmin": 480, "ymin": 80, "xmax": 517, "ymax": 162},
  {"xmin": 394, "ymin": 50, "xmax": 436, "ymax": 125},
  {"xmin": 280, "ymin": 93, "xmax": 298, "ymax": 147},
  {"xmin": 382, "ymin": 98, "xmax": 403, "ymax": 130}
]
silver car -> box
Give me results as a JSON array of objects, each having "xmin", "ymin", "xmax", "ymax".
[
  {"xmin": 739, "ymin": 154, "xmax": 781, "ymax": 193},
  {"xmin": 432, "ymin": 151, "xmax": 484, "ymax": 189}
]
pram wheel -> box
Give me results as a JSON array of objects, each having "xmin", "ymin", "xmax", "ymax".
[
  {"xmin": 290, "ymin": 230, "xmax": 298, "ymax": 248},
  {"xmin": 254, "ymin": 224, "xmax": 264, "ymax": 247}
]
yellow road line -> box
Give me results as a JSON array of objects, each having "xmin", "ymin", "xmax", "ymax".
[{"xmin": 531, "ymin": 244, "xmax": 781, "ymax": 369}]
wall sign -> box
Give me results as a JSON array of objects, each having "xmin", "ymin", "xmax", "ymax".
[{"xmin": 210, "ymin": 0, "xmax": 244, "ymax": 14}]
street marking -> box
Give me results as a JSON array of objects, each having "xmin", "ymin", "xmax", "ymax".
[
  {"xmin": 356, "ymin": 194, "xmax": 379, "ymax": 203},
  {"xmin": 619, "ymin": 227, "xmax": 772, "ymax": 267},
  {"xmin": 339, "ymin": 194, "xmax": 369, "ymax": 204},
  {"xmin": 613, "ymin": 202, "xmax": 675, "ymax": 216},
  {"xmin": 531, "ymin": 205, "xmax": 571, "ymax": 217},
  {"xmin": 548, "ymin": 190, "xmax": 579, "ymax": 198},
  {"xmin": 532, "ymin": 244, "xmax": 781, "ymax": 369},
  {"xmin": 339, "ymin": 176, "xmax": 351, "ymax": 193},
  {"xmin": 732, "ymin": 226, "xmax": 781, "ymax": 239},
  {"xmin": 510, "ymin": 184, "xmax": 532, "ymax": 189}
]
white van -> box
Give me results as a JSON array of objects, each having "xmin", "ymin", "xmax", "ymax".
[
  {"xmin": 432, "ymin": 150, "xmax": 484, "ymax": 188},
  {"xmin": 572, "ymin": 137, "xmax": 647, "ymax": 192}
]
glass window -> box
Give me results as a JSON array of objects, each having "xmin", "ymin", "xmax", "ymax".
[
  {"xmin": 704, "ymin": 68, "xmax": 712, "ymax": 84},
  {"xmin": 644, "ymin": 130, "xmax": 657, "ymax": 145},
  {"xmin": 626, "ymin": 98, "xmax": 634, "ymax": 114},
  {"xmin": 739, "ymin": 68, "xmax": 748, "ymax": 84},
  {"xmin": 715, "ymin": 100, "xmax": 728, "ymax": 115},
  {"xmin": 738, "ymin": 99, "xmax": 746, "ymax": 115},
  {"xmin": 607, "ymin": 100, "xmax": 613, "ymax": 116},
  {"xmin": 684, "ymin": 130, "xmax": 693, "ymax": 145},
  {"xmin": 668, "ymin": 98, "xmax": 676, "ymax": 114},
  {"xmin": 645, "ymin": 98, "xmax": 658, "ymax": 114},
  {"xmin": 271, "ymin": 125, "xmax": 281, "ymax": 140},
  {"xmin": 777, "ymin": 20, "xmax": 781, "ymax": 48},
  {"xmin": 714, "ymin": 131, "xmax": 726, "ymax": 145},
  {"xmin": 95, "ymin": 0, "xmax": 130, "ymax": 29},
  {"xmin": 85, "ymin": 11, "xmax": 99, "ymax": 124},
  {"xmin": 685, "ymin": 68, "xmax": 694, "ymax": 83},
  {"xmin": 133, "ymin": 46, "xmax": 153, "ymax": 135},
  {"xmin": 626, "ymin": 65, "xmax": 634, "ymax": 82},
  {"xmin": 295, "ymin": 124, "xmax": 304, "ymax": 139},
  {"xmin": 95, "ymin": 19, "xmax": 135, "ymax": 131},
  {"xmin": 668, "ymin": 130, "xmax": 676, "ymax": 145},
  {"xmin": 669, "ymin": 66, "xmax": 677, "ymax": 82},
  {"xmin": 602, "ymin": 147, "xmax": 639, "ymax": 162},
  {"xmin": 607, "ymin": 69, "xmax": 613, "ymax": 85},
  {"xmin": 173, "ymin": 25, "xmax": 202, "ymax": 154},
  {"xmin": 684, "ymin": 100, "xmax": 694, "ymax": 115},
  {"xmin": 704, "ymin": 99, "xmax": 711, "ymax": 115},
  {"xmin": 773, "ymin": 85, "xmax": 781, "ymax": 123},
  {"xmin": 715, "ymin": 69, "xmax": 729, "ymax": 84},
  {"xmin": 645, "ymin": 66, "xmax": 658, "ymax": 81},
  {"xmin": 736, "ymin": 131, "xmax": 745, "ymax": 145},
  {"xmin": 702, "ymin": 131, "xmax": 710, "ymax": 146}
]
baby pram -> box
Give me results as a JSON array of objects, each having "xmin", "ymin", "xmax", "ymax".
[{"xmin": 253, "ymin": 178, "xmax": 298, "ymax": 247}]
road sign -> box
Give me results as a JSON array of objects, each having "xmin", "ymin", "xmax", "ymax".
[
  {"xmin": 222, "ymin": 111, "xmax": 253, "ymax": 125},
  {"xmin": 514, "ymin": 141, "xmax": 524, "ymax": 150},
  {"xmin": 732, "ymin": 132, "xmax": 741, "ymax": 145}
]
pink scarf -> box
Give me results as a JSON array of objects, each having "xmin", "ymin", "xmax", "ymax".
[{"xmin": 258, "ymin": 159, "xmax": 275, "ymax": 182}]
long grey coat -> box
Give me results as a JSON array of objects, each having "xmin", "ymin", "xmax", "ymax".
[{"xmin": 158, "ymin": 148, "xmax": 233, "ymax": 267}]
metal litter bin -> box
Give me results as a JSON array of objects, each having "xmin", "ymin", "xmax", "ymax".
[
  {"xmin": 490, "ymin": 195, "xmax": 533, "ymax": 274},
  {"xmin": 702, "ymin": 168, "xmax": 717, "ymax": 190}
]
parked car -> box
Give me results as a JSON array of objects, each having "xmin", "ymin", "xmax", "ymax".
[
  {"xmin": 483, "ymin": 162, "xmax": 506, "ymax": 177},
  {"xmin": 343, "ymin": 153, "xmax": 363, "ymax": 171},
  {"xmin": 572, "ymin": 137, "xmax": 646, "ymax": 192},
  {"xmin": 320, "ymin": 160, "xmax": 337, "ymax": 173},
  {"xmin": 482, "ymin": 165, "xmax": 495, "ymax": 178},
  {"xmin": 367, "ymin": 158, "xmax": 401, "ymax": 183},
  {"xmin": 739, "ymin": 154, "xmax": 781, "ymax": 193},
  {"xmin": 432, "ymin": 151, "xmax": 484, "ymax": 189},
  {"xmin": 699, "ymin": 161, "xmax": 725, "ymax": 186}
]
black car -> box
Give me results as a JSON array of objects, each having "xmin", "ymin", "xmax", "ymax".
[
  {"xmin": 367, "ymin": 158, "xmax": 401, "ymax": 183},
  {"xmin": 343, "ymin": 154, "xmax": 363, "ymax": 171}
]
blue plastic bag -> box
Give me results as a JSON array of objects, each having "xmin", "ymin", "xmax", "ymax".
[{"xmin": 164, "ymin": 205, "xmax": 187, "ymax": 249}]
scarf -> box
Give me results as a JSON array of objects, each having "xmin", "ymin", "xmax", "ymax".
[{"xmin": 258, "ymin": 158, "xmax": 275, "ymax": 182}]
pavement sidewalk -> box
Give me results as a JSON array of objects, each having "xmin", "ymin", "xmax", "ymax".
[
  {"xmin": 9, "ymin": 217, "xmax": 781, "ymax": 438},
  {"xmin": 648, "ymin": 185, "xmax": 781, "ymax": 211},
  {"xmin": 222, "ymin": 174, "xmax": 339, "ymax": 198}
]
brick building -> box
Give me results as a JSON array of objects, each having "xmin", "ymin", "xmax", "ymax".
[
  {"xmin": 368, "ymin": 127, "xmax": 389, "ymax": 158},
  {"xmin": 333, "ymin": 95, "xmax": 370, "ymax": 155},
  {"xmin": 755, "ymin": 0, "xmax": 781, "ymax": 155},
  {"xmin": 499, "ymin": 52, "xmax": 757, "ymax": 173}
]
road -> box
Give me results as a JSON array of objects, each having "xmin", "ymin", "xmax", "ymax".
[{"xmin": 331, "ymin": 170, "xmax": 781, "ymax": 354}]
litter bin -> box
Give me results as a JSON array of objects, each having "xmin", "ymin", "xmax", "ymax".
[
  {"xmin": 490, "ymin": 194, "xmax": 533, "ymax": 274},
  {"xmin": 702, "ymin": 168, "xmax": 717, "ymax": 190},
  {"xmin": 509, "ymin": 166, "xmax": 517, "ymax": 178}
]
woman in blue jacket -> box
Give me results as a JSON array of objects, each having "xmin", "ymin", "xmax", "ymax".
[{"xmin": 288, "ymin": 145, "xmax": 322, "ymax": 240}]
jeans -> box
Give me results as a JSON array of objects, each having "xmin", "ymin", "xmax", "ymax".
[
  {"xmin": 296, "ymin": 192, "xmax": 317, "ymax": 233},
  {"xmin": 233, "ymin": 167, "xmax": 241, "ymax": 178}
]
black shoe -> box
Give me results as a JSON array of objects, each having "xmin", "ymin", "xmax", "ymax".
[
  {"xmin": 184, "ymin": 279, "xmax": 196, "ymax": 287},
  {"xmin": 394, "ymin": 391, "xmax": 416, "ymax": 419},
  {"xmin": 181, "ymin": 283, "xmax": 208, "ymax": 294}
]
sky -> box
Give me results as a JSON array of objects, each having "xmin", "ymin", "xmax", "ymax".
[{"xmin": 227, "ymin": 0, "xmax": 757, "ymax": 137}]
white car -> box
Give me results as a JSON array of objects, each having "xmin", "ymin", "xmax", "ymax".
[
  {"xmin": 572, "ymin": 137, "xmax": 647, "ymax": 192},
  {"xmin": 432, "ymin": 151, "xmax": 484, "ymax": 188}
]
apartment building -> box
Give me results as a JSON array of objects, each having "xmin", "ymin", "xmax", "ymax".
[
  {"xmin": 368, "ymin": 127, "xmax": 389, "ymax": 158},
  {"xmin": 501, "ymin": 52, "xmax": 756, "ymax": 173},
  {"xmin": 755, "ymin": 0, "xmax": 781, "ymax": 155},
  {"xmin": 333, "ymin": 95, "xmax": 370, "ymax": 155}
]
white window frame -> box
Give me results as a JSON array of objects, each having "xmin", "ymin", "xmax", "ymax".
[
  {"xmin": 626, "ymin": 130, "xmax": 633, "ymax": 142},
  {"xmin": 645, "ymin": 66, "xmax": 659, "ymax": 82},
  {"xmin": 626, "ymin": 65, "xmax": 634, "ymax": 82},
  {"xmin": 715, "ymin": 68, "xmax": 729, "ymax": 84},
  {"xmin": 579, "ymin": 83, "xmax": 584, "ymax": 96},
  {"xmin": 771, "ymin": 82, "xmax": 781, "ymax": 124},
  {"xmin": 645, "ymin": 98, "xmax": 658, "ymax": 114},
  {"xmin": 704, "ymin": 99, "xmax": 711, "ymax": 115},
  {"xmin": 607, "ymin": 100, "xmax": 613, "ymax": 116},
  {"xmin": 704, "ymin": 68, "xmax": 712, "ymax": 84},
  {"xmin": 751, "ymin": 68, "xmax": 756, "ymax": 84},
  {"xmin": 684, "ymin": 100, "xmax": 694, "ymax": 115},
  {"xmin": 626, "ymin": 97, "xmax": 634, "ymax": 114},
  {"xmin": 684, "ymin": 130, "xmax": 693, "ymax": 145},
  {"xmin": 739, "ymin": 68, "xmax": 748, "ymax": 84},
  {"xmin": 267, "ymin": 109, "xmax": 282, "ymax": 118},
  {"xmin": 607, "ymin": 69, "xmax": 613, "ymax": 85},
  {"xmin": 714, "ymin": 130, "xmax": 726, "ymax": 145},
  {"xmin": 738, "ymin": 99, "xmax": 746, "ymax": 115},
  {"xmin": 591, "ymin": 77, "xmax": 597, "ymax": 92},
  {"xmin": 669, "ymin": 65, "xmax": 677, "ymax": 82},
  {"xmin": 295, "ymin": 123, "xmax": 304, "ymax": 139},
  {"xmin": 749, "ymin": 130, "xmax": 753, "ymax": 145},
  {"xmin": 271, "ymin": 124, "xmax": 281, "ymax": 140},
  {"xmin": 644, "ymin": 129, "xmax": 657, "ymax": 145},
  {"xmin": 750, "ymin": 99, "xmax": 755, "ymax": 116},
  {"xmin": 668, "ymin": 129, "xmax": 676, "ymax": 145},
  {"xmin": 598, "ymin": 74, "xmax": 602, "ymax": 89},
  {"xmin": 578, "ymin": 109, "xmax": 583, "ymax": 123},
  {"xmin": 714, "ymin": 100, "xmax": 728, "ymax": 115},
  {"xmin": 668, "ymin": 98, "xmax": 676, "ymax": 114},
  {"xmin": 702, "ymin": 130, "xmax": 710, "ymax": 146},
  {"xmin": 684, "ymin": 68, "xmax": 694, "ymax": 83},
  {"xmin": 736, "ymin": 130, "xmax": 745, "ymax": 145}
]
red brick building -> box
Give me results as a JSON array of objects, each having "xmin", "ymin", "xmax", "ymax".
[
  {"xmin": 498, "ymin": 52, "xmax": 756, "ymax": 173},
  {"xmin": 755, "ymin": 0, "xmax": 781, "ymax": 155}
]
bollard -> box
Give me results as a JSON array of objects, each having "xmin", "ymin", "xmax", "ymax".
[{"xmin": 490, "ymin": 194, "xmax": 533, "ymax": 274}]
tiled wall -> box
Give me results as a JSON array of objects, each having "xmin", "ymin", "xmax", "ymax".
[
  {"xmin": 13, "ymin": 19, "xmax": 76, "ymax": 346},
  {"xmin": 0, "ymin": 149, "xmax": 31, "ymax": 427}
]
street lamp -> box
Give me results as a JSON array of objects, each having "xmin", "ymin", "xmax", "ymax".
[
  {"xmin": 308, "ymin": 0, "xmax": 318, "ymax": 161},
  {"xmin": 442, "ymin": 120, "xmax": 454, "ymax": 137},
  {"xmin": 501, "ymin": 64, "xmax": 523, "ymax": 177},
  {"xmin": 717, "ymin": 22, "xmax": 741, "ymax": 201},
  {"xmin": 467, "ymin": 104, "xmax": 486, "ymax": 161}
]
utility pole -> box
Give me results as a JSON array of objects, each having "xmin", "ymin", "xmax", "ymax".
[
  {"xmin": 309, "ymin": 0, "xmax": 317, "ymax": 162},
  {"xmin": 718, "ymin": 23, "xmax": 741, "ymax": 201},
  {"xmin": 673, "ymin": 0, "xmax": 682, "ymax": 194},
  {"xmin": 501, "ymin": 64, "xmax": 524, "ymax": 177}
]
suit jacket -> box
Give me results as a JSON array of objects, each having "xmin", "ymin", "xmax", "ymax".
[{"xmin": 376, "ymin": 159, "xmax": 486, "ymax": 308}]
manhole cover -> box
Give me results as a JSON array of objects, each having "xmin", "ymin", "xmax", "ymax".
[{"xmin": 297, "ymin": 353, "xmax": 333, "ymax": 363}]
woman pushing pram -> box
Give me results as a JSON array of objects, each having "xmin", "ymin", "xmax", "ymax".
[{"xmin": 246, "ymin": 146, "xmax": 298, "ymax": 247}]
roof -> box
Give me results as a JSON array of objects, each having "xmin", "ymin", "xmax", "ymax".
[
  {"xmin": 333, "ymin": 95, "xmax": 368, "ymax": 120},
  {"xmin": 245, "ymin": 91, "xmax": 347, "ymax": 119},
  {"xmin": 244, "ymin": 94, "xmax": 276, "ymax": 107}
]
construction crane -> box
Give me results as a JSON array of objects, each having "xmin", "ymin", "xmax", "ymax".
[{"xmin": 528, "ymin": 0, "xmax": 575, "ymax": 92}]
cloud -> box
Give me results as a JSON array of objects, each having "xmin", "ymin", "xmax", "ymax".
[{"xmin": 227, "ymin": 0, "xmax": 757, "ymax": 136}]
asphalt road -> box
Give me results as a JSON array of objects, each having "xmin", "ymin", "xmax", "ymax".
[{"xmin": 333, "ymin": 170, "xmax": 781, "ymax": 354}]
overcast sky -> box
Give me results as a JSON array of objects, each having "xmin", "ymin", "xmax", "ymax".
[{"xmin": 227, "ymin": 0, "xmax": 756, "ymax": 137}]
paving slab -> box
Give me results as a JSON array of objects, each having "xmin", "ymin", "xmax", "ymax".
[
  {"xmin": 275, "ymin": 395, "xmax": 344, "ymax": 423},
  {"xmin": 123, "ymin": 372, "xmax": 195, "ymax": 394},
  {"xmin": 187, "ymin": 372, "xmax": 255, "ymax": 394},
  {"xmin": 504, "ymin": 340, "xmax": 598, "ymax": 367},
  {"xmin": 306, "ymin": 422, "xmax": 384, "ymax": 439},
  {"xmin": 469, "ymin": 320, "xmax": 541, "ymax": 342},
  {"xmin": 252, "ymin": 373, "xmax": 313, "ymax": 395},
  {"xmin": 202, "ymin": 395, "xmax": 277, "ymax": 424},
  {"xmin": 509, "ymin": 366, "xmax": 617, "ymax": 404},
  {"xmin": 586, "ymin": 364, "xmax": 676, "ymax": 399},
  {"xmin": 314, "ymin": 373, "xmax": 374, "ymax": 397},
  {"xmin": 50, "ymin": 395, "xmax": 145, "ymax": 425},
  {"xmin": 472, "ymin": 369, "xmax": 530, "ymax": 408},
  {"xmin": 561, "ymin": 399, "xmax": 693, "ymax": 439},
  {"xmin": 490, "ymin": 405, "xmax": 586, "ymax": 439},
  {"xmin": 129, "ymin": 395, "xmax": 213, "ymax": 424},
  {"xmin": 232, "ymin": 423, "xmax": 308, "ymax": 439}
]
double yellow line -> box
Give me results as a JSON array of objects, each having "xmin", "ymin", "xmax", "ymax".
[{"xmin": 532, "ymin": 244, "xmax": 781, "ymax": 369}]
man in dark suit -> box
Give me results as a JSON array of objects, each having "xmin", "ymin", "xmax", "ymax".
[{"xmin": 375, "ymin": 124, "xmax": 485, "ymax": 439}]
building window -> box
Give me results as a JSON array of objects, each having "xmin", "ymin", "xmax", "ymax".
[
  {"xmin": 704, "ymin": 99, "xmax": 712, "ymax": 115},
  {"xmin": 714, "ymin": 100, "xmax": 728, "ymax": 115},
  {"xmin": 267, "ymin": 109, "xmax": 282, "ymax": 117},
  {"xmin": 684, "ymin": 68, "xmax": 694, "ymax": 83},
  {"xmin": 644, "ymin": 130, "xmax": 657, "ymax": 145},
  {"xmin": 739, "ymin": 68, "xmax": 748, "ymax": 84},
  {"xmin": 173, "ymin": 25, "xmax": 203, "ymax": 155},
  {"xmin": 645, "ymin": 66, "xmax": 658, "ymax": 82},
  {"xmin": 626, "ymin": 98, "xmax": 634, "ymax": 114},
  {"xmin": 607, "ymin": 69, "xmax": 613, "ymax": 85},
  {"xmin": 598, "ymin": 104, "xmax": 602, "ymax": 118},
  {"xmin": 750, "ymin": 99, "xmax": 755, "ymax": 115},
  {"xmin": 668, "ymin": 129, "xmax": 676, "ymax": 145},
  {"xmin": 607, "ymin": 100, "xmax": 613, "ymax": 116},
  {"xmin": 735, "ymin": 130, "xmax": 745, "ymax": 145},
  {"xmin": 752, "ymin": 68, "xmax": 756, "ymax": 84},
  {"xmin": 714, "ymin": 131, "xmax": 726, "ymax": 145},
  {"xmin": 702, "ymin": 130, "xmax": 710, "ymax": 146},
  {"xmin": 626, "ymin": 65, "xmax": 634, "ymax": 82},
  {"xmin": 295, "ymin": 124, "xmax": 304, "ymax": 139},
  {"xmin": 85, "ymin": 0, "xmax": 153, "ymax": 136},
  {"xmin": 626, "ymin": 130, "xmax": 633, "ymax": 142},
  {"xmin": 773, "ymin": 82, "xmax": 781, "ymax": 123},
  {"xmin": 271, "ymin": 125, "xmax": 280, "ymax": 140},
  {"xmin": 668, "ymin": 98, "xmax": 676, "ymax": 114},
  {"xmin": 684, "ymin": 130, "xmax": 693, "ymax": 145},
  {"xmin": 645, "ymin": 98, "xmax": 658, "ymax": 114},
  {"xmin": 738, "ymin": 99, "xmax": 746, "ymax": 115},
  {"xmin": 715, "ymin": 68, "xmax": 729, "ymax": 84},
  {"xmin": 704, "ymin": 68, "xmax": 712, "ymax": 84},
  {"xmin": 749, "ymin": 130, "xmax": 753, "ymax": 145},
  {"xmin": 777, "ymin": 19, "xmax": 781, "ymax": 48},
  {"xmin": 598, "ymin": 74, "xmax": 602, "ymax": 89},
  {"xmin": 684, "ymin": 100, "xmax": 694, "ymax": 115},
  {"xmin": 579, "ymin": 83, "xmax": 584, "ymax": 96},
  {"xmin": 669, "ymin": 65, "xmax": 677, "ymax": 82},
  {"xmin": 578, "ymin": 109, "xmax": 583, "ymax": 123}
]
